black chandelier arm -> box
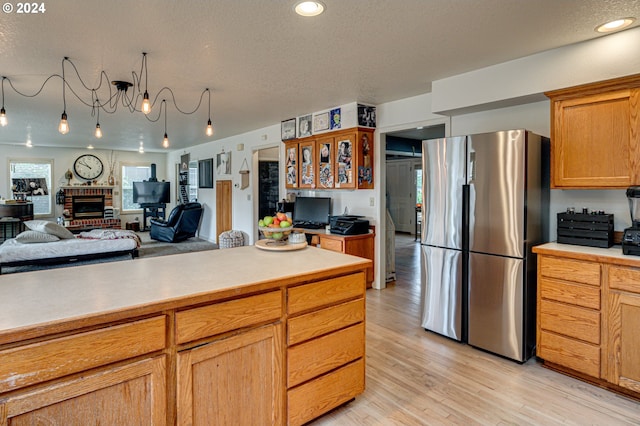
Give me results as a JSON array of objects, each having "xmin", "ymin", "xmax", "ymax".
[
  {"xmin": 4, "ymin": 74, "xmax": 61, "ymax": 98},
  {"xmin": 149, "ymin": 86, "xmax": 209, "ymax": 115}
]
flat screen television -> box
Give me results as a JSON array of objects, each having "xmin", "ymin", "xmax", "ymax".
[
  {"xmin": 133, "ymin": 181, "xmax": 170, "ymax": 204},
  {"xmin": 293, "ymin": 197, "xmax": 331, "ymax": 226}
]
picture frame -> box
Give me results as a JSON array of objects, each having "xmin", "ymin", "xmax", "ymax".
[
  {"xmin": 330, "ymin": 107, "xmax": 341, "ymax": 130},
  {"xmin": 285, "ymin": 142, "xmax": 297, "ymax": 188},
  {"xmin": 297, "ymin": 114, "xmax": 312, "ymax": 138},
  {"xmin": 198, "ymin": 158, "xmax": 213, "ymax": 188},
  {"xmin": 357, "ymin": 104, "xmax": 377, "ymax": 128},
  {"xmin": 299, "ymin": 141, "xmax": 315, "ymax": 188},
  {"xmin": 313, "ymin": 112, "xmax": 329, "ymax": 133},
  {"xmin": 216, "ymin": 151, "xmax": 232, "ymax": 180},
  {"xmin": 281, "ymin": 118, "xmax": 296, "ymax": 141}
]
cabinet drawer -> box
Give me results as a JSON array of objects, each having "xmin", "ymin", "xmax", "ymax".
[
  {"xmin": 176, "ymin": 290, "xmax": 281, "ymax": 344},
  {"xmin": 540, "ymin": 256, "xmax": 600, "ymax": 286},
  {"xmin": 320, "ymin": 238, "xmax": 344, "ymax": 252},
  {"xmin": 540, "ymin": 299, "xmax": 600, "ymax": 344},
  {"xmin": 288, "ymin": 323, "xmax": 364, "ymax": 388},
  {"xmin": 288, "ymin": 298, "xmax": 364, "ymax": 345},
  {"xmin": 287, "ymin": 358, "xmax": 365, "ymax": 426},
  {"xmin": 539, "ymin": 277, "xmax": 600, "ymax": 310},
  {"xmin": 0, "ymin": 316, "xmax": 166, "ymax": 393},
  {"xmin": 288, "ymin": 272, "xmax": 365, "ymax": 315},
  {"xmin": 609, "ymin": 266, "xmax": 640, "ymax": 294},
  {"xmin": 538, "ymin": 330, "xmax": 600, "ymax": 378}
]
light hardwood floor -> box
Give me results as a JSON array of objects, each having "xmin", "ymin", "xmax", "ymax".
[{"xmin": 312, "ymin": 233, "xmax": 640, "ymax": 425}]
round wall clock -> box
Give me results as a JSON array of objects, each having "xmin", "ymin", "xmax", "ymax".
[{"xmin": 73, "ymin": 154, "xmax": 104, "ymax": 180}]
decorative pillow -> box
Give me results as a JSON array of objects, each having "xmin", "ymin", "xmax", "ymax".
[
  {"xmin": 24, "ymin": 220, "xmax": 75, "ymax": 239},
  {"xmin": 15, "ymin": 230, "xmax": 61, "ymax": 243}
]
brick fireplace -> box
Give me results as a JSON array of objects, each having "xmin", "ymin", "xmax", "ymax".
[{"xmin": 62, "ymin": 187, "xmax": 121, "ymax": 229}]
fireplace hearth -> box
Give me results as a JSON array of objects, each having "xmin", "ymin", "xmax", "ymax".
[{"xmin": 72, "ymin": 195, "xmax": 105, "ymax": 220}]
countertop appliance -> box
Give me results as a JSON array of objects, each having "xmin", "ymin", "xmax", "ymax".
[
  {"xmin": 420, "ymin": 129, "xmax": 549, "ymax": 362},
  {"xmin": 329, "ymin": 215, "xmax": 369, "ymax": 235},
  {"xmin": 622, "ymin": 187, "xmax": 640, "ymax": 255}
]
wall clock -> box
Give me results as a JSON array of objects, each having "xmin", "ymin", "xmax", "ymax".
[{"xmin": 73, "ymin": 154, "xmax": 104, "ymax": 180}]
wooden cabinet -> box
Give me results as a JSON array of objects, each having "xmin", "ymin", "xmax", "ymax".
[
  {"xmin": 607, "ymin": 266, "xmax": 640, "ymax": 394},
  {"xmin": 284, "ymin": 127, "xmax": 374, "ymax": 190},
  {"xmin": 545, "ymin": 74, "xmax": 640, "ymax": 188},
  {"xmin": 537, "ymin": 256, "xmax": 602, "ymax": 378},
  {"xmin": 286, "ymin": 272, "xmax": 366, "ymax": 426},
  {"xmin": 533, "ymin": 243, "xmax": 640, "ymax": 400},
  {"xmin": 302, "ymin": 228, "xmax": 375, "ymax": 288},
  {"xmin": 177, "ymin": 324, "xmax": 283, "ymax": 425},
  {"xmin": 176, "ymin": 291, "xmax": 283, "ymax": 425}
]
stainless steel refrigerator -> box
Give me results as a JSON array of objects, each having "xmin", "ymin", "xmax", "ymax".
[{"xmin": 420, "ymin": 129, "xmax": 548, "ymax": 362}]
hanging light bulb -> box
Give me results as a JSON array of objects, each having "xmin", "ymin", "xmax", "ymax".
[
  {"xmin": 58, "ymin": 58, "xmax": 69, "ymax": 135},
  {"xmin": 58, "ymin": 111, "xmax": 69, "ymax": 134},
  {"xmin": 162, "ymin": 99, "xmax": 169, "ymax": 148},
  {"xmin": 139, "ymin": 141, "xmax": 144, "ymax": 154},
  {"xmin": 0, "ymin": 77, "xmax": 7, "ymax": 127},
  {"xmin": 141, "ymin": 91, "xmax": 151, "ymax": 114},
  {"xmin": 95, "ymin": 123, "xmax": 103, "ymax": 138},
  {"xmin": 205, "ymin": 88, "xmax": 214, "ymax": 137},
  {"xmin": 140, "ymin": 53, "xmax": 151, "ymax": 114}
]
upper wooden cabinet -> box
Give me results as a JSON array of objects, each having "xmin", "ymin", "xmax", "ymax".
[
  {"xmin": 284, "ymin": 127, "xmax": 374, "ymax": 190},
  {"xmin": 545, "ymin": 74, "xmax": 640, "ymax": 188}
]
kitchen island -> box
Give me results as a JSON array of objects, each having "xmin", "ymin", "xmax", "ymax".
[
  {"xmin": 0, "ymin": 245, "xmax": 370, "ymax": 425},
  {"xmin": 533, "ymin": 242, "xmax": 640, "ymax": 400}
]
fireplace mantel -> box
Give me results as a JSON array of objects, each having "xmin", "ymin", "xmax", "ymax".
[{"xmin": 61, "ymin": 186, "xmax": 120, "ymax": 230}]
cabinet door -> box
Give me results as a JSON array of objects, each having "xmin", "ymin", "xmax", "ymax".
[
  {"xmin": 317, "ymin": 136, "xmax": 335, "ymax": 189},
  {"xmin": 299, "ymin": 140, "xmax": 316, "ymax": 189},
  {"xmin": 177, "ymin": 324, "xmax": 283, "ymax": 426},
  {"xmin": 549, "ymin": 88, "xmax": 640, "ymax": 188},
  {"xmin": 356, "ymin": 130, "xmax": 374, "ymax": 189},
  {"xmin": 335, "ymin": 133, "xmax": 356, "ymax": 189},
  {"xmin": 0, "ymin": 357, "xmax": 166, "ymax": 425},
  {"xmin": 284, "ymin": 141, "xmax": 298, "ymax": 189},
  {"xmin": 608, "ymin": 291, "xmax": 640, "ymax": 393}
]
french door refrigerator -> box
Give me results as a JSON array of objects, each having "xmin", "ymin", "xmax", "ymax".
[{"xmin": 420, "ymin": 129, "xmax": 548, "ymax": 362}]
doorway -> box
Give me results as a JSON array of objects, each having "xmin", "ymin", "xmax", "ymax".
[{"xmin": 252, "ymin": 145, "xmax": 280, "ymax": 243}]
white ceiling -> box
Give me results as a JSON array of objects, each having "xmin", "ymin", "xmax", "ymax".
[{"xmin": 0, "ymin": 0, "xmax": 639, "ymax": 152}]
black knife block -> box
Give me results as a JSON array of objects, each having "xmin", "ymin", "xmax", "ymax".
[{"xmin": 556, "ymin": 212, "xmax": 614, "ymax": 248}]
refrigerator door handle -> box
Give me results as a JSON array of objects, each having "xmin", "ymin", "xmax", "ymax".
[{"xmin": 468, "ymin": 150, "xmax": 476, "ymax": 183}]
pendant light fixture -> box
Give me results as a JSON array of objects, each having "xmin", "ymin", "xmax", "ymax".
[
  {"xmin": 94, "ymin": 98, "xmax": 103, "ymax": 138},
  {"xmin": 0, "ymin": 77, "xmax": 7, "ymax": 127},
  {"xmin": 162, "ymin": 99, "xmax": 169, "ymax": 148},
  {"xmin": 58, "ymin": 57, "xmax": 69, "ymax": 135},
  {"xmin": 206, "ymin": 88, "xmax": 213, "ymax": 137},
  {"xmin": 140, "ymin": 52, "xmax": 151, "ymax": 114}
]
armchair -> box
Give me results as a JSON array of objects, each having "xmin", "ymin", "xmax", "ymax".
[{"xmin": 149, "ymin": 202, "xmax": 203, "ymax": 243}]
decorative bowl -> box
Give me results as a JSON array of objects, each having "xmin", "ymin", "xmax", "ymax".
[{"xmin": 259, "ymin": 225, "xmax": 293, "ymax": 242}]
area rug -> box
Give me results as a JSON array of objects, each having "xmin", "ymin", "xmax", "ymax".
[{"xmin": 136, "ymin": 231, "xmax": 218, "ymax": 258}]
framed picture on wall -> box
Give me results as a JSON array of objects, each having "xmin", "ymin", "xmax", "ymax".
[
  {"xmin": 297, "ymin": 114, "xmax": 312, "ymax": 138},
  {"xmin": 313, "ymin": 112, "xmax": 329, "ymax": 133},
  {"xmin": 216, "ymin": 151, "xmax": 232, "ymax": 180},
  {"xmin": 198, "ymin": 158, "xmax": 213, "ymax": 188},
  {"xmin": 281, "ymin": 118, "xmax": 296, "ymax": 141}
]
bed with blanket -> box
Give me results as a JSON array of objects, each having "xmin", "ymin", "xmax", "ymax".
[{"xmin": 0, "ymin": 221, "xmax": 141, "ymax": 274}]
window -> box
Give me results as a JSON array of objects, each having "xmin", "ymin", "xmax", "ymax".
[
  {"xmin": 9, "ymin": 159, "xmax": 53, "ymax": 216},
  {"xmin": 121, "ymin": 164, "xmax": 151, "ymax": 212}
]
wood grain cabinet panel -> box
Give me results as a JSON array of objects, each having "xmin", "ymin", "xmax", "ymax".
[
  {"xmin": 175, "ymin": 290, "xmax": 282, "ymax": 344},
  {"xmin": 545, "ymin": 75, "xmax": 640, "ymax": 188},
  {"xmin": 539, "ymin": 256, "xmax": 600, "ymax": 285},
  {"xmin": 0, "ymin": 356, "xmax": 166, "ymax": 425},
  {"xmin": 288, "ymin": 272, "xmax": 365, "ymax": 315},
  {"xmin": 538, "ymin": 330, "xmax": 600, "ymax": 378},
  {"xmin": 288, "ymin": 298, "xmax": 364, "ymax": 345},
  {"xmin": 539, "ymin": 299, "xmax": 600, "ymax": 344},
  {"xmin": 177, "ymin": 324, "xmax": 283, "ymax": 426},
  {"xmin": 607, "ymin": 266, "xmax": 640, "ymax": 394},
  {"xmin": 539, "ymin": 277, "xmax": 600, "ymax": 310},
  {"xmin": 0, "ymin": 316, "xmax": 166, "ymax": 393}
]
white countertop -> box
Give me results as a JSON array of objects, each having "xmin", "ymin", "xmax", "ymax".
[
  {"xmin": 533, "ymin": 242, "xmax": 640, "ymax": 266},
  {"xmin": 0, "ymin": 245, "xmax": 370, "ymax": 339}
]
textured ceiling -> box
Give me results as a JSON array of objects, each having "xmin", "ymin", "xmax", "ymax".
[{"xmin": 0, "ymin": 0, "xmax": 639, "ymax": 152}]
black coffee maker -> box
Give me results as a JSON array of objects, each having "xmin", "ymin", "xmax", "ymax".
[{"xmin": 622, "ymin": 186, "xmax": 640, "ymax": 255}]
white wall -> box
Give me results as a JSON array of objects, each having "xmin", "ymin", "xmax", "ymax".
[{"xmin": 2, "ymin": 145, "xmax": 166, "ymax": 223}]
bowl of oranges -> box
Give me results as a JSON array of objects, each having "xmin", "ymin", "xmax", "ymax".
[{"xmin": 258, "ymin": 212, "xmax": 293, "ymax": 242}]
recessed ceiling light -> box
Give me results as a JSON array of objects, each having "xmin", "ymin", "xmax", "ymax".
[
  {"xmin": 595, "ymin": 17, "xmax": 635, "ymax": 33},
  {"xmin": 294, "ymin": 1, "xmax": 325, "ymax": 17}
]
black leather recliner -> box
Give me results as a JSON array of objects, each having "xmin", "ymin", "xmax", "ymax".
[{"xmin": 149, "ymin": 202, "xmax": 203, "ymax": 243}]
